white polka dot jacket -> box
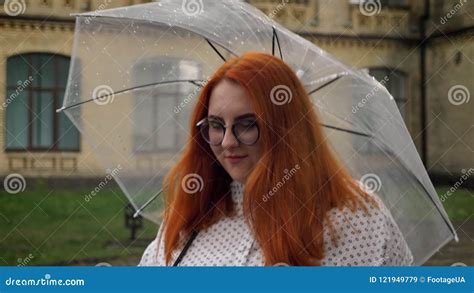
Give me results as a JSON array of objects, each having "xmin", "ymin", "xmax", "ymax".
[{"xmin": 138, "ymin": 180, "xmax": 414, "ymax": 266}]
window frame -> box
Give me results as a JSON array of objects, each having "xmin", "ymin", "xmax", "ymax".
[
  {"xmin": 4, "ymin": 52, "xmax": 81, "ymax": 153},
  {"xmin": 131, "ymin": 57, "xmax": 201, "ymax": 153}
]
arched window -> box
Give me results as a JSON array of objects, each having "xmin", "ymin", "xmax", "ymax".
[{"xmin": 5, "ymin": 53, "xmax": 80, "ymax": 151}]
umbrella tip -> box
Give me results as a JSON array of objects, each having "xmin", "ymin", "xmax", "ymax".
[
  {"xmin": 133, "ymin": 210, "xmax": 141, "ymax": 218},
  {"xmin": 56, "ymin": 106, "xmax": 65, "ymax": 113}
]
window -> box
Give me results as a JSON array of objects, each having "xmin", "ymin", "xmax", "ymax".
[
  {"xmin": 368, "ymin": 68, "xmax": 407, "ymax": 120},
  {"xmin": 351, "ymin": 67, "xmax": 407, "ymax": 153},
  {"xmin": 5, "ymin": 53, "xmax": 80, "ymax": 151},
  {"xmin": 132, "ymin": 58, "xmax": 200, "ymax": 152}
]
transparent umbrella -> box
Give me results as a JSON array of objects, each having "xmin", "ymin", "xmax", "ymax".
[{"xmin": 57, "ymin": 0, "xmax": 457, "ymax": 265}]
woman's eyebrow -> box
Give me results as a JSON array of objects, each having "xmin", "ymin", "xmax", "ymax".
[{"xmin": 207, "ymin": 113, "xmax": 256, "ymax": 121}]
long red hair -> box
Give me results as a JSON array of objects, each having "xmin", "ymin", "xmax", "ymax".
[{"xmin": 161, "ymin": 52, "xmax": 377, "ymax": 265}]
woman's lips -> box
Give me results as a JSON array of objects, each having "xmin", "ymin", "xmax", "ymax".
[{"xmin": 225, "ymin": 155, "xmax": 248, "ymax": 164}]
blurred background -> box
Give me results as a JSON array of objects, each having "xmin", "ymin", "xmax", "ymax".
[{"xmin": 0, "ymin": 0, "xmax": 472, "ymax": 266}]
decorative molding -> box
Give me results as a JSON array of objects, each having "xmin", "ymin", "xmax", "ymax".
[
  {"xmin": 7, "ymin": 155, "xmax": 78, "ymax": 172},
  {"xmin": 0, "ymin": 16, "xmax": 74, "ymax": 32}
]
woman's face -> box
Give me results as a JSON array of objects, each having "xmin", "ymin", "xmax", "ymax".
[{"xmin": 207, "ymin": 79, "xmax": 261, "ymax": 183}]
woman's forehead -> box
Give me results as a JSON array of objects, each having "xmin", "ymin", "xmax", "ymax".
[{"xmin": 208, "ymin": 79, "xmax": 253, "ymax": 118}]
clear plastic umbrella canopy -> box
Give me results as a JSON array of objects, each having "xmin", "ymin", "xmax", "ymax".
[{"xmin": 58, "ymin": 0, "xmax": 457, "ymax": 265}]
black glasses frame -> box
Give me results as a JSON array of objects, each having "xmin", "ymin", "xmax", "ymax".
[{"xmin": 196, "ymin": 117, "xmax": 260, "ymax": 146}]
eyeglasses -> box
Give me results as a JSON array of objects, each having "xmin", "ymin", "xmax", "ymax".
[{"xmin": 196, "ymin": 117, "xmax": 260, "ymax": 146}]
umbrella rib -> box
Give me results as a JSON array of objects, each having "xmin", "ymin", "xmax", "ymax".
[
  {"xmin": 307, "ymin": 75, "xmax": 343, "ymax": 96},
  {"xmin": 133, "ymin": 188, "xmax": 163, "ymax": 218},
  {"xmin": 272, "ymin": 27, "xmax": 275, "ymax": 56},
  {"xmin": 206, "ymin": 38, "xmax": 226, "ymax": 62},
  {"xmin": 272, "ymin": 26, "xmax": 283, "ymax": 60},
  {"xmin": 320, "ymin": 123, "xmax": 372, "ymax": 138},
  {"xmin": 56, "ymin": 79, "xmax": 205, "ymax": 112}
]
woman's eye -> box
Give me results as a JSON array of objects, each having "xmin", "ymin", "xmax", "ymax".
[
  {"xmin": 209, "ymin": 121, "xmax": 223, "ymax": 129},
  {"xmin": 238, "ymin": 121, "xmax": 256, "ymax": 128}
]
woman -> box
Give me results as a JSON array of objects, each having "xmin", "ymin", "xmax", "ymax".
[{"xmin": 139, "ymin": 52, "xmax": 413, "ymax": 266}]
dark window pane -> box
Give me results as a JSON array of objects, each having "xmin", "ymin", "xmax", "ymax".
[
  {"xmin": 57, "ymin": 89, "xmax": 79, "ymax": 149},
  {"xmin": 5, "ymin": 90, "xmax": 28, "ymax": 149},
  {"xmin": 58, "ymin": 112, "xmax": 79, "ymax": 149},
  {"xmin": 6, "ymin": 56, "xmax": 29, "ymax": 86},
  {"xmin": 38, "ymin": 54, "xmax": 56, "ymax": 88},
  {"xmin": 31, "ymin": 92, "xmax": 54, "ymax": 148},
  {"xmin": 31, "ymin": 55, "xmax": 42, "ymax": 88},
  {"xmin": 57, "ymin": 56, "xmax": 70, "ymax": 87}
]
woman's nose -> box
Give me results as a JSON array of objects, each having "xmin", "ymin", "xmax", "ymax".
[{"xmin": 221, "ymin": 128, "xmax": 239, "ymax": 148}]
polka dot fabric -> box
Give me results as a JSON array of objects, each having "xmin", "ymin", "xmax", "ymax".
[{"xmin": 138, "ymin": 180, "xmax": 413, "ymax": 266}]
